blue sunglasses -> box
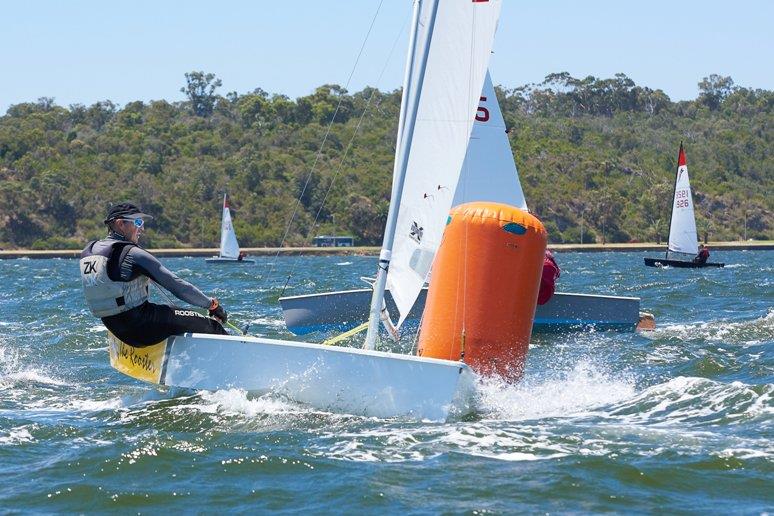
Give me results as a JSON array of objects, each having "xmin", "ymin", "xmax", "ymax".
[{"xmin": 120, "ymin": 217, "xmax": 145, "ymax": 228}]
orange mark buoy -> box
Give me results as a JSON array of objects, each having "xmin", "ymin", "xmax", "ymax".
[{"xmin": 417, "ymin": 202, "xmax": 547, "ymax": 381}]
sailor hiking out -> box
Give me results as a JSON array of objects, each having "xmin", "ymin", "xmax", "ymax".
[
  {"xmin": 693, "ymin": 244, "xmax": 710, "ymax": 265},
  {"xmin": 80, "ymin": 202, "xmax": 228, "ymax": 347}
]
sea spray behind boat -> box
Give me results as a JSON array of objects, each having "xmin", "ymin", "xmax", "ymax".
[{"xmin": 418, "ymin": 202, "xmax": 546, "ymax": 380}]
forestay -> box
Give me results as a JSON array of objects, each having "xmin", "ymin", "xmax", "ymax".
[
  {"xmin": 453, "ymin": 71, "xmax": 527, "ymax": 210},
  {"xmin": 219, "ymin": 194, "xmax": 240, "ymax": 259},
  {"xmin": 667, "ymin": 145, "xmax": 698, "ymax": 256},
  {"xmin": 386, "ymin": 0, "xmax": 502, "ymax": 326}
]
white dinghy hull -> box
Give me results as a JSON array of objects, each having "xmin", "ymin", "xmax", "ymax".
[
  {"xmin": 108, "ymin": 332, "xmax": 475, "ymax": 421},
  {"xmin": 204, "ymin": 257, "xmax": 256, "ymax": 264}
]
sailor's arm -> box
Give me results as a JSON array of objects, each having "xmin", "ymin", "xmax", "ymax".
[{"xmin": 130, "ymin": 248, "xmax": 213, "ymax": 308}]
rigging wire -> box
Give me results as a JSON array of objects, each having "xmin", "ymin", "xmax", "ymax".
[
  {"xmin": 262, "ymin": 0, "xmax": 385, "ymax": 292},
  {"xmin": 278, "ymin": 6, "xmax": 411, "ymax": 297}
]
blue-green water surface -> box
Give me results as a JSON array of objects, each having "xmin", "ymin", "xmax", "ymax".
[{"xmin": 0, "ymin": 251, "xmax": 772, "ymax": 513}]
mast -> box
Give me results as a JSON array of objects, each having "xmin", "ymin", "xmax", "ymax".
[
  {"xmin": 364, "ymin": 0, "xmax": 439, "ymax": 350},
  {"xmin": 665, "ymin": 142, "xmax": 683, "ymax": 260}
]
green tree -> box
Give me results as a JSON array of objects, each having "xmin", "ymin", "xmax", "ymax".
[
  {"xmin": 342, "ymin": 194, "xmax": 386, "ymax": 245},
  {"xmin": 698, "ymin": 74, "xmax": 735, "ymax": 110},
  {"xmin": 180, "ymin": 71, "xmax": 223, "ymax": 117}
]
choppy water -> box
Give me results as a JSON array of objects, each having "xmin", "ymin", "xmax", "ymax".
[{"xmin": 1, "ymin": 251, "xmax": 772, "ymax": 513}]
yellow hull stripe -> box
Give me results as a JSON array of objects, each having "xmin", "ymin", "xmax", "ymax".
[{"xmin": 108, "ymin": 332, "xmax": 168, "ymax": 384}]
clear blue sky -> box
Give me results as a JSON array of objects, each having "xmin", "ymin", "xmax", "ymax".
[{"xmin": 2, "ymin": 0, "xmax": 772, "ymax": 114}]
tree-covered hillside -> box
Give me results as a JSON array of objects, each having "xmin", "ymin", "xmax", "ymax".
[{"xmin": 0, "ymin": 72, "xmax": 771, "ymax": 249}]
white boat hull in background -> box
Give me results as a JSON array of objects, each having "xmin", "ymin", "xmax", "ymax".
[
  {"xmin": 204, "ymin": 257, "xmax": 255, "ymax": 264},
  {"xmin": 108, "ymin": 332, "xmax": 475, "ymax": 421},
  {"xmin": 280, "ymin": 288, "xmax": 642, "ymax": 335}
]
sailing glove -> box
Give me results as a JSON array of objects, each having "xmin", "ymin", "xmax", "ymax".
[{"xmin": 208, "ymin": 298, "xmax": 228, "ymax": 324}]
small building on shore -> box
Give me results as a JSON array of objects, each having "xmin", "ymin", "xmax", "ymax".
[{"xmin": 313, "ymin": 235, "xmax": 355, "ymax": 248}]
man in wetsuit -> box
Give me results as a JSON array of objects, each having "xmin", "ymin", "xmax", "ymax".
[
  {"xmin": 693, "ymin": 244, "xmax": 710, "ymax": 265},
  {"xmin": 80, "ymin": 202, "xmax": 228, "ymax": 347},
  {"xmin": 537, "ymin": 248, "xmax": 560, "ymax": 305}
]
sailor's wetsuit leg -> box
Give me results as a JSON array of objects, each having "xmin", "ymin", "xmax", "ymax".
[{"xmin": 103, "ymin": 301, "xmax": 227, "ymax": 347}]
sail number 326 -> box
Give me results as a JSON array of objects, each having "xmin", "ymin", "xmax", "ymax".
[{"xmin": 675, "ymin": 189, "xmax": 690, "ymax": 208}]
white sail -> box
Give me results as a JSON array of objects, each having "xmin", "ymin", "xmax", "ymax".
[
  {"xmin": 219, "ymin": 194, "xmax": 240, "ymax": 259},
  {"xmin": 386, "ymin": 0, "xmax": 502, "ymax": 327},
  {"xmin": 453, "ymin": 71, "xmax": 527, "ymax": 210},
  {"xmin": 667, "ymin": 146, "xmax": 698, "ymax": 256}
]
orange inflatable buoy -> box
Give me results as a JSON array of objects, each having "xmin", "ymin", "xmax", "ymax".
[{"xmin": 417, "ymin": 202, "xmax": 547, "ymax": 381}]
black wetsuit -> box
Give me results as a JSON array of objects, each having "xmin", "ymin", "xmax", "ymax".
[{"xmin": 93, "ymin": 234, "xmax": 227, "ymax": 346}]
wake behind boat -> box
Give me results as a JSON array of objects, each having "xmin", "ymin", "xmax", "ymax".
[
  {"xmin": 206, "ymin": 193, "xmax": 255, "ymax": 264},
  {"xmin": 645, "ymin": 143, "xmax": 725, "ymax": 268}
]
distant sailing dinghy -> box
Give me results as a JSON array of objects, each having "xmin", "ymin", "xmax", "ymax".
[
  {"xmin": 206, "ymin": 194, "xmax": 255, "ymax": 264},
  {"xmin": 644, "ymin": 144, "xmax": 724, "ymax": 268},
  {"xmin": 107, "ymin": 0, "xmax": 503, "ymax": 420}
]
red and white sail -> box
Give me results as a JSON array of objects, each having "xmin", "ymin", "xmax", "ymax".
[{"xmin": 667, "ymin": 144, "xmax": 698, "ymax": 256}]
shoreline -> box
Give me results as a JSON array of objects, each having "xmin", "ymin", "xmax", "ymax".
[{"xmin": 1, "ymin": 241, "xmax": 771, "ymax": 259}]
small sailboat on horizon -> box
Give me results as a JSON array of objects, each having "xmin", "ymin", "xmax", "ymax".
[
  {"xmin": 205, "ymin": 193, "xmax": 255, "ymax": 264},
  {"xmin": 644, "ymin": 143, "xmax": 724, "ymax": 268}
]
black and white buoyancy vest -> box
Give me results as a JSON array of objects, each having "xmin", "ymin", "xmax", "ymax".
[{"xmin": 80, "ymin": 240, "xmax": 149, "ymax": 317}]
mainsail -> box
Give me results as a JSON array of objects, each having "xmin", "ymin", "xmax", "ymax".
[
  {"xmin": 667, "ymin": 144, "xmax": 698, "ymax": 256},
  {"xmin": 453, "ymin": 71, "xmax": 527, "ymax": 210},
  {"xmin": 384, "ymin": 0, "xmax": 502, "ymax": 327},
  {"xmin": 219, "ymin": 194, "xmax": 240, "ymax": 259}
]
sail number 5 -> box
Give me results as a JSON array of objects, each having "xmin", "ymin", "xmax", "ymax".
[{"xmin": 476, "ymin": 96, "xmax": 490, "ymax": 122}]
